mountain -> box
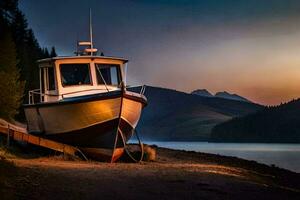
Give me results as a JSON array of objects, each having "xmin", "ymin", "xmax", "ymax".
[
  {"xmin": 211, "ymin": 99, "xmax": 300, "ymax": 143},
  {"xmin": 191, "ymin": 89, "xmax": 213, "ymax": 97},
  {"xmin": 191, "ymin": 89, "xmax": 251, "ymax": 103},
  {"xmin": 215, "ymin": 91, "xmax": 251, "ymax": 103},
  {"xmin": 129, "ymin": 86, "xmax": 263, "ymax": 141}
]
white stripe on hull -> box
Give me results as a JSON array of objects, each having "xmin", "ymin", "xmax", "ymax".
[
  {"xmin": 25, "ymin": 97, "xmax": 122, "ymax": 134},
  {"xmin": 25, "ymin": 95, "xmax": 144, "ymax": 136}
]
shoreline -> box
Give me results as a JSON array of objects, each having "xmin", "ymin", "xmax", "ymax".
[
  {"xmin": 1, "ymin": 146, "xmax": 299, "ymax": 200},
  {"xmin": 144, "ymin": 142, "xmax": 300, "ymax": 173},
  {"xmin": 142, "ymin": 140, "xmax": 300, "ymax": 144}
]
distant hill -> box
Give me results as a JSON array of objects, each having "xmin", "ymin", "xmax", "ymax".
[
  {"xmin": 191, "ymin": 89, "xmax": 251, "ymax": 103},
  {"xmin": 211, "ymin": 99, "xmax": 300, "ymax": 143},
  {"xmin": 191, "ymin": 89, "xmax": 213, "ymax": 97},
  {"xmin": 129, "ymin": 86, "xmax": 263, "ymax": 141},
  {"xmin": 215, "ymin": 91, "xmax": 251, "ymax": 102}
]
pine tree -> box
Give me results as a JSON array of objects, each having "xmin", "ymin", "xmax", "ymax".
[
  {"xmin": 50, "ymin": 46, "xmax": 57, "ymax": 57},
  {"xmin": 43, "ymin": 48, "xmax": 50, "ymax": 58},
  {"xmin": 0, "ymin": 0, "xmax": 18, "ymax": 21},
  {"xmin": 24, "ymin": 29, "xmax": 42, "ymax": 93},
  {"xmin": 1, "ymin": 0, "xmax": 56, "ymax": 120},
  {"xmin": 0, "ymin": 27, "xmax": 24, "ymax": 121}
]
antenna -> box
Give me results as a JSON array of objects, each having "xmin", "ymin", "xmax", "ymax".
[
  {"xmin": 89, "ymin": 8, "xmax": 93, "ymax": 56},
  {"xmin": 75, "ymin": 34, "xmax": 79, "ymax": 56},
  {"xmin": 76, "ymin": 9, "xmax": 98, "ymax": 56}
]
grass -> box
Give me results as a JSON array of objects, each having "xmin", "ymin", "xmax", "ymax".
[
  {"xmin": 0, "ymin": 135, "xmax": 46, "ymax": 159},
  {"xmin": 0, "ymin": 137, "xmax": 25, "ymax": 159},
  {"xmin": 0, "ymin": 147, "xmax": 17, "ymax": 160},
  {"xmin": 0, "ymin": 136, "xmax": 16, "ymax": 159}
]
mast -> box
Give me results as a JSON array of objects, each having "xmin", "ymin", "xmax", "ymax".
[
  {"xmin": 76, "ymin": 9, "xmax": 98, "ymax": 56},
  {"xmin": 89, "ymin": 8, "xmax": 93, "ymax": 56}
]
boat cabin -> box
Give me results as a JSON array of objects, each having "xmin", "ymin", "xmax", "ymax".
[{"xmin": 29, "ymin": 56, "xmax": 128, "ymax": 104}]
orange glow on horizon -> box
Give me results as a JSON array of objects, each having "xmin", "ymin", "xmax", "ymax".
[{"xmin": 129, "ymin": 29, "xmax": 300, "ymax": 106}]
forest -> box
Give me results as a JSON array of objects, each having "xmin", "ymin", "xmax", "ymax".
[
  {"xmin": 0, "ymin": 0, "xmax": 56, "ymax": 121},
  {"xmin": 211, "ymin": 99, "xmax": 300, "ymax": 143}
]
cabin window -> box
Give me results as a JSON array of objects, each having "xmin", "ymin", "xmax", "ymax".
[
  {"xmin": 47, "ymin": 67, "xmax": 56, "ymax": 91},
  {"xmin": 60, "ymin": 64, "xmax": 91, "ymax": 86},
  {"xmin": 95, "ymin": 64, "xmax": 121, "ymax": 86}
]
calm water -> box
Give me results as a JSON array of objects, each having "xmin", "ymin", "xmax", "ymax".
[{"xmin": 146, "ymin": 141, "xmax": 300, "ymax": 173}]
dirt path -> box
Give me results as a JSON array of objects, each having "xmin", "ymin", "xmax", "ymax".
[{"xmin": 1, "ymin": 147, "xmax": 300, "ymax": 200}]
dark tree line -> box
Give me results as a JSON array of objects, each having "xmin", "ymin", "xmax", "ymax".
[
  {"xmin": 211, "ymin": 99, "xmax": 300, "ymax": 143},
  {"xmin": 0, "ymin": 0, "xmax": 57, "ymax": 121},
  {"xmin": 0, "ymin": 20, "xmax": 24, "ymax": 120}
]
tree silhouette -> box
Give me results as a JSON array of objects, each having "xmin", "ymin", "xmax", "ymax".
[
  {"xmin": 211, "ymin": 99, "xmax": 300, "ymax": 143},
  {"xmin": 0, "ymin": 25, "xmax": 24, "ymax": 120},
  {"xmin": 50, "ymin": 46, "xmax": 57, "ymax": 57},
  {"xmin": 0, "ymin": 0, "xmax": 55, "ymax": 121},
  {"xmin": 43, "ymin": 48, "xmax": 50, "ymax": 58}
]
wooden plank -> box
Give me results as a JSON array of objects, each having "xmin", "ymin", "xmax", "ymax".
[
  {"xmin": 0, "ymin": 119, "xmax": 87, "ymax": 160},
  {"xmin": 13, "ymin": 131, "xmax": 23, "ymax": 141},
  {"xmin": 0, "ymin": 127, "xmax": 7, "ymax": 135},
  {"xmin": 27, "ymin": 135, "xmax": 40, "ymax": 145},
  {"xmin": 22, "ymin": 134, "xmax": 29, "ymax": 142},
  {"xmin": 40, "ymin": 139, "xmax": 66, "ymax": 152}
]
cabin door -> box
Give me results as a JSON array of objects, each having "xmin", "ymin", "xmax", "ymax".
[{"xmin": 42, "ymin": 66, "xmax": 57, "ymax": 102}]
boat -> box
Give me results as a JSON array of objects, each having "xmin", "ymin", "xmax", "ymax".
[{"xmin": 23, "ymin": 13, "xmax": 147, "ymax": 162}]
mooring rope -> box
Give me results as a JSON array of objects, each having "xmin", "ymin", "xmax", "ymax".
[
  {"xmin": 73, "ymin": 146, "xmax": 89, "ymax": 161},
  {"xmin": 118, "ymin": 127, "xmax": 144, "ymax": 163}
]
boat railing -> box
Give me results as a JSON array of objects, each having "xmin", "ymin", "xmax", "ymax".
[
  {"xmin": 28, "ymin": 85, "xmax": 146, "ymax": 104},
  {"xmin": 29, "ymin": 89, "xmax": 62, "ymax": 104},
  {"xmin": 60, "ymin": 88, "xmax": 116, "ymax": 99},
  {"xmin": 126, "ymin": 85, "xmax": 146, "ymax": 95},
  {"xmin": 140, "ymin": 85, "xmax": 146, "ymax": 95},
  {"xmin": 28, "ymin": 88, "xmax": 119, "ymax": 104},
  {"xmin": 28, "ymin": 89, "xmax": 44, "ymax": 104}
]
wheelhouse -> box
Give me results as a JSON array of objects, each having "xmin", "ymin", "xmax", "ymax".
[{"xmin": 29, "ymin": 56, "xmax": 128, "ymax": 104}]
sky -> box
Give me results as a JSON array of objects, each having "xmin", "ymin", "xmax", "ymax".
[{"xmin": 19, "ymin": 0, "xmax": 300, "ymax": 105}]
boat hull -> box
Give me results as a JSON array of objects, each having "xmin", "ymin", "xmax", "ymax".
[{"xmin": 23, "ymin": 90, "xmax": 147, "ymax": 161}]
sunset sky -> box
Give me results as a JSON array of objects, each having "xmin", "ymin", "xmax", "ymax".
[{"xmin": 20, "ymin": 0, "xmax": 300, "ymax": 105}]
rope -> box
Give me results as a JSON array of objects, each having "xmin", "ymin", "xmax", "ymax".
[
  {"xmin": 111, "ymin": 85, "xmax": 125, "ymax": 163},
  {"xmin": 118, "ymin": 127, "xmax": 144, "ymax": 163},
  {"xmin": 95, "ymin": 65, "xmax": 110, "ymax": 92},
  {"xmin": 74, "ymin": 147, "xmax": 89, "ymax": 161}
]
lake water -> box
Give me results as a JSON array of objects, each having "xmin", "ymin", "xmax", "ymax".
[{"xmin": 145, "ymin": 141, "xmax": 300, "ymax": 173}]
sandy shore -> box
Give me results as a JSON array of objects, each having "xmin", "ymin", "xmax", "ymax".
[{"xmin": 1, "ymin": 146, "xmax": 299, "ymax": 200}]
